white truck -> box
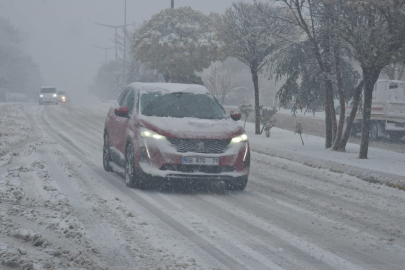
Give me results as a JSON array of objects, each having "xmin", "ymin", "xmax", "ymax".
[{"xmin": 351, "ymin": 80, "xmax": 405, "ymax": 140}]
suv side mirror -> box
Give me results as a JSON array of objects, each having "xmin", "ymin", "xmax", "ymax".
[
  {"xmin": 114, "ymin": 106, "xmax": 129, "ymax": 118},
  {"xmin": 230, "ymin": 111, "xmax": 241, "ymax": 121}
]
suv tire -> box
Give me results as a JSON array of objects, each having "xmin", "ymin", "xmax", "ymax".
[
  {"xmin": 103, "ymin": 132, "xmax": 112, "ymax": 171},
  {"xmin": 125, "ymin": 143, "xmax": 143, "ymax": 188}
]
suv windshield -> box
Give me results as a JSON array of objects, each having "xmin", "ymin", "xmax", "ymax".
[
  {"xmin": 41, "ymin": 88, "xmax": 56, "ymax": 94},
  {"xmin": 142, "ymin": 93, "xmax": 226, "ymax": 119}
]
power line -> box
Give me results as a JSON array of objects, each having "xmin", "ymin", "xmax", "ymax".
[
  {"xmin": 94, "ymin": 22, "xmax": 136, "ymax": 62},
  {"xmin": 92, "ymin": 45, "xmax": 115, "ymax": 63}
]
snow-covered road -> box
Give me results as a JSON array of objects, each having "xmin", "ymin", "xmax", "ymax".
[{"xmin": 1, "ymin": 103, "xmax": 405, "ymax": 270}]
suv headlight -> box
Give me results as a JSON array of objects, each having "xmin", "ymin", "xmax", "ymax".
[
  {"xmin": 40, "ymin": 94, "xmax": 43, "ymax": 97},
  {"xmin": 53, "ymin": 94, "xmax": 57, "ymax": 97},
  {"xmin": 231, "ymin": 133, "xmax": 248, "ymax": 143},
  {"xmin": 140, "ymin": 127, "xmax": 166, "ymax": 140}
]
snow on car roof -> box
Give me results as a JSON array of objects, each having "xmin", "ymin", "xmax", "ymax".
[{"xmin": 128, "ymin": 82, "xmax": 210, "ymax": 94}]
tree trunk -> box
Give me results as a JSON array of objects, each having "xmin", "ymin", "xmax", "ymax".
[
  {"xmin": 163, "ymin": 72, "xmax": 170, "ymax": 83},
  {"xmin": 324, "ymin": 77, "xmax": 337, "ymax": 148},
  {"xmin": 251, "ymin": 68, "xmax": 261, "ymax": 134},
  {"xmin": 332, "ymin": 47, "xmax": 345, "ymax": 151},
  {"xmin": 359, "ymin": 67, "xmax": 381, "ymax": 159},
  {"xmin": 339, "ymin": 80, "xmax": 364, "ymax": 151},
  {"xmin": 323, "ymin": 11, "xmax": 337, "ymax": 145},
  {"xmin": 324, "ymin": 94, "xmax": 333, "ymax": 148}
]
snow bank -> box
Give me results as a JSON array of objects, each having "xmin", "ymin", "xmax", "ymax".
[{"xmin": 244, "ymin": 122, "xmax": 405, "ymax": 190}]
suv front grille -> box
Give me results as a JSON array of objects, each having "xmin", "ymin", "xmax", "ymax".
[
  {"xmin": 160, "ymin": 164, "xmax": 235, "ymax": 174},
  {"xmin": 167, "ymin": 138, "xmax": 230, "ymax": 153}
]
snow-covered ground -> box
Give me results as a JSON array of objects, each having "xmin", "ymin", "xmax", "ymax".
[
  {"xmin": 276, "ymin": 108, "xmax": 326, "ymax": 119},
  {"xmin": 244, "ymin": 122, "xmax": 405, "ymax": 188},
  {"xmin": 1, "ymin": 102, "xmax": 405, "ymax": 270},
  {"xmin": 225, "ymin": 106, "xmax": 326, "ymax": 120}
]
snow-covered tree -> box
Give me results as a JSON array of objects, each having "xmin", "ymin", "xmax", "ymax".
[
  {"xmin": 238, "ymin": 103, "xmax": 254, "ymax": 128},
  {"xmin": 202, "ymin": 63, "xmax": 235, "ymax": 104},
  {"xmin": 131, "ymin": 7, "xmax": 220, "ymax": 84},
  {"xmin": 214, "ymin": 2, "xmax": 296, "ymax": 134},
  {"xmin": 382, "ymin": 62, "xmax": 405, "ymax": 81},
  {"xmin": 332, "ymin": 0, "xmax": 405, "ymax": 159},
  {"xmin": 258, "ymin": 0, "xmax": 341, "ymax": 148},
  {"xmin": 0, "ymin": 18, "xmax": 42, "ymax": 98},
  {"xmin": 259, "ymin": 0, "xmax": 368, "ymax": 152},
  {"xmin": 270, "ymin": 37, "xmax": 361, "ymax": 151},
  {"xmin": 260, "ymin": 107, "xmax": 277, "ymax": 137}
]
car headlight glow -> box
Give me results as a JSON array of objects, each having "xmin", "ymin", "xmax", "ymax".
[
  {"xmin": 53, "ymin": 94, "xmax": 57, "ymax": 97},
  {"xmin": 140, "ymin": 128, "xmax": 166, "ymax": 140},
  {"xmin": 40, "ymin": 94, "xmax": 43, "ymax": 97},
  {"xmin": 231, "ymin": 133, "xmax": 248, "ymax": 143}
]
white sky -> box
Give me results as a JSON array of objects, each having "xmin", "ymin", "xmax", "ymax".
[{"xmin": 0, "ymin": 0, "xmax": 255, "ymax": 95}]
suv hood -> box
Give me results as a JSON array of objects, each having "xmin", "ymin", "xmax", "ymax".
[{"xmin": 139, "ymin": 116, "xmax": 244, "ymax": 139}]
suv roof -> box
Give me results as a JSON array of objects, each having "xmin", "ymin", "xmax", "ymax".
[{"xmin": 127, "ymin": 83, "xmax": 209, "ymax": 94}]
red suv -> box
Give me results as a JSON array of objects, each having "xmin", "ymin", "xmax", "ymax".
[{"xmin": 103, "ymin": 83, "xmax": 250, "ymax": 190}]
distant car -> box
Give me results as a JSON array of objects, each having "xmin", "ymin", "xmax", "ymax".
[
  {"xmin": 39, "ymin": 87, "xmax": 58, "ymax": 105},
  {"xmin": 103, "ymin": 83, "xmax": 250, "ymax": 190},
  {"xmin": 57, "ymin": 91, "xmax": 69, "ymax": 103}
]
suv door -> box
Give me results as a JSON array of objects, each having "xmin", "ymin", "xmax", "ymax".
[
  {"xmin": 115, "ymin": 89, "xmax": 136, "ymax": 164},
  {"xmin": 109, "ymin": 88, "xmax": 129, "ymax": 160}
]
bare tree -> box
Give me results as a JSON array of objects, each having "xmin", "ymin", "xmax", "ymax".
[
  {"xmin": 382, "ymin": 62, "xmax": 405, "ymax": 80},
  {"xmin": 203, "ymin": 64, "xmax": 235, "ymax": 104},
  {"xmin": 213, "ymin": 2, "xmax": 294, "ymax": 134}
]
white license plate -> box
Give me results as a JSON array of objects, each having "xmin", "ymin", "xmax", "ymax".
[{"xmin": 182, "ymin": 157, "xmax": 219, "ymax": 166}]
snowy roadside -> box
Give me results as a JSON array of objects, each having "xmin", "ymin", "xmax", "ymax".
[
  {"xmin": 0, "ymin": 104, "xmax": 207, "ymax": 270},
  {"xmin": 0, "ymin": 105, "xmax": 109, "ymax": 269},
  {"xmin": 225, "ymin": 105, "xmax": 325, "ymax": 120},
  {"xmin": 243, "ymin": 121, "xmax": 405, "ymax": 190},
  {"xmin": 276, "ymin": 108, "xmax": 325, "ymax": 119}
]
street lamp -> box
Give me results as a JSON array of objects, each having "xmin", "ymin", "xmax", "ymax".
[{"xmin": 92, "ymin": 45, "xmax": 115, "ymax": 63}]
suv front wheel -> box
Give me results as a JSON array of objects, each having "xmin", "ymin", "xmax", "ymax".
[
  {"xmin": 125, "ymin": 143, "xmax": 143, "ymax": 188},
  {"xmin": 103, "ymin": 132, "xmax": 112, "ymax": 171}
]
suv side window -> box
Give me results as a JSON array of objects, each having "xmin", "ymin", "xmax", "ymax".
[
  {"xmin": 124, "ymin": 90, "xmax": 136, "ymax": 115},
  {"xmin": 118, "ymin": 88, "xmax": 129, "ymax": 106}
]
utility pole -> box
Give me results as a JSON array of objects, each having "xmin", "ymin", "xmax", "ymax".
[
  {"xmin": 95, "ymin": 22, "xmax": 136, "ymax": 62},
  {"xmin": 92, "ymin": 45, "xmax": 115, "ymax": 63},
  {"xmin": 123, "ymin": 0, "xmax": 127, "ymax": 77},
  {"xmin": 171, "ymin": 0, "xmax": 174, "ymax": 8}
]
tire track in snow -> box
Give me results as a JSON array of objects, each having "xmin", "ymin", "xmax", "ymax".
[{"xmin": 248, "ymin": 159, "xmax": 405, "ymax": 248}]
